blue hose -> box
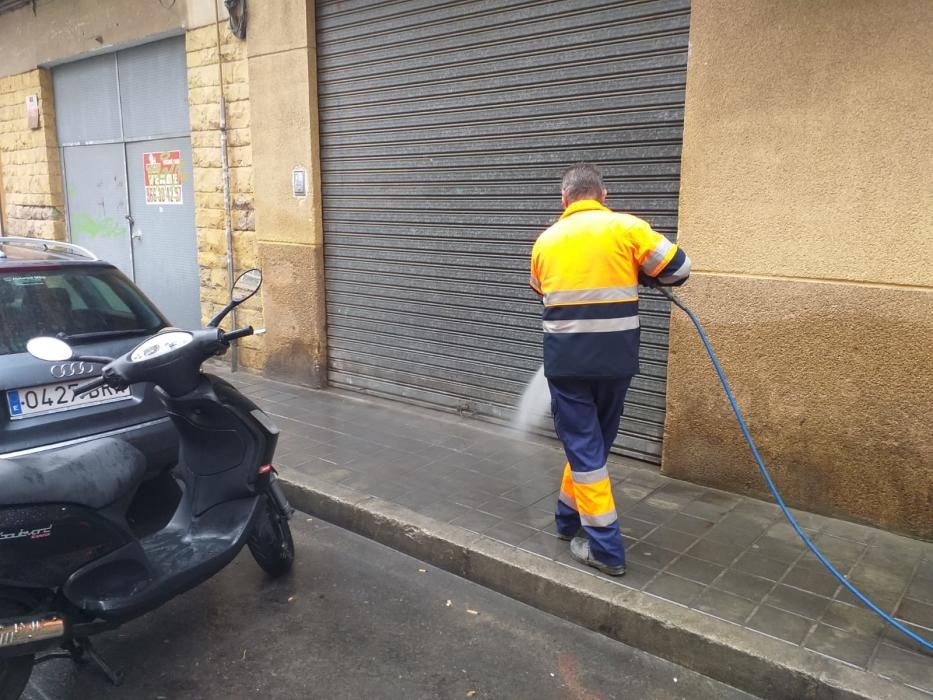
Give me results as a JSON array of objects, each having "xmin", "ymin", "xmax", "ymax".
[{"xmin": 659, "ymin": 287, "xmax": 933, "ymax": 653}]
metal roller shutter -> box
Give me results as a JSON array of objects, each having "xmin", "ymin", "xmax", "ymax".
[{"xmin": 316, "ymin": 0, "xmax": 690, "ymax": 463}]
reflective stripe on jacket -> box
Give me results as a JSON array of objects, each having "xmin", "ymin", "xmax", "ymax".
[{"xmin": 530, "ymin": 200, "xmax": 690, "ymax": 378}]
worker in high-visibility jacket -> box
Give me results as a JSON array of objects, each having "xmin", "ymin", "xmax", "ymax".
[{"xmin": 530, "ymin": 163, "xmax": 691, "ymax": 576}]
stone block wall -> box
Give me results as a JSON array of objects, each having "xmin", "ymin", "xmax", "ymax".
[
  {"xmin": 186, "ymin": 24, "xmax": 264, "ymax": 370},
  {"xmin": 0, "ymin": 69, "xmax": 65, "ymax": 241}
]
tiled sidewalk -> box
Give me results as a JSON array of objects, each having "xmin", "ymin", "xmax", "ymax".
[{"xmin": 218, "ymin": 367, "xmax": 933, "ymax": 695}]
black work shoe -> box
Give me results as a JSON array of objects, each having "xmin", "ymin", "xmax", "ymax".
[
  {"xmin": 556, "ymin": 527, "xmax": 579, "ymax": 541},
  {"xmin": 569, "ymin": 537, "xmax": 626, "ymax": 576}
]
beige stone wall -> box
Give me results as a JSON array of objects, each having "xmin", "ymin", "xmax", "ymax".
[
  {"xmin": 186, "ymin": 23, "xmax": 263, "ymax": 371},
  {"xmin": 665, "ymin": 0, "xmax": 933, "ymax": 538},
  {"xmin": 0, "ymin": 69, "xmax": 65, "ymax": 241}
]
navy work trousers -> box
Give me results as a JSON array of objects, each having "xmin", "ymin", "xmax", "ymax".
[{"xmin": 548, "ymin": 376, "xmax": 631, "ymax": 567}]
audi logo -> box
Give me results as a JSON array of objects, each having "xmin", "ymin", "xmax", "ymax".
[{"xmin": 50, "ymin": 362, "xmax": 95, "ymax": 379}]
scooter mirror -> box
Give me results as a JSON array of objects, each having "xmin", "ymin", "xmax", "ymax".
[
  {"xmin": 231, "ymin": 268, "xmax": 262, "ymax": 303},
  {"xmin": 27, "ymin": 336, "xmax": 74, "ymax": 362}
]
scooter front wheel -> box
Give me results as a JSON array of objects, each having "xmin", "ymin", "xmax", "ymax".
[
  {"xmin": 0, "ymin": 598, "xmax": 35, "ymax": 700},
  {"xmin": 247, "ymin": 496, "xmax": 295, "ymax": 578}
]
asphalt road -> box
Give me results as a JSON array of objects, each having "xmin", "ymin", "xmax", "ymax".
[{"xmin": 24, "ymin": 519, "xmax": 757, "ymax": 700}]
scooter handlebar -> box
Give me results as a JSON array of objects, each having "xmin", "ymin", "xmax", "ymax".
[
  {"xmin": 222, "ymin": 326, "xmax": 254, "ymax": 343},
  {"xmin": 73, "ymin": 325, "xmax": 261, "ymax": 399},
  {"xmin": 73, "ymin": 376, "xmax": 107, "ymax": 397}
]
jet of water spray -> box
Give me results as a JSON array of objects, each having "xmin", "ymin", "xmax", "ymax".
[{"xmin": 512, "ymin": 365, "xmax": 552, "ymax": 434}]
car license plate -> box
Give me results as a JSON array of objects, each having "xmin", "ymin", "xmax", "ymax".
[{"xmin": 6, "ymin": 381, "xmax": 131, "ymax": 420}]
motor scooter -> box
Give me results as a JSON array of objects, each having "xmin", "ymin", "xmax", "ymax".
[{"xmin": 0, "ymin": 269, "xmax": 293, "ymax": 698}]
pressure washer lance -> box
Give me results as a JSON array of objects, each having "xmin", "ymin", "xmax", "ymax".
[{"xmin": 657, "ymin": 285, "xmax": 933, "ymax": 653}]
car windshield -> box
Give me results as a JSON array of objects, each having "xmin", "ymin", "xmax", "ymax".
[{"xmin": 0, "ymin": 267, "xmax": 164, "ymax": 355}]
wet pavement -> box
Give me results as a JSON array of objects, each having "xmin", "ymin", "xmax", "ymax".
[
  {"xmin": 24, "ymin": 518, "xmax": 756, "ymax": 700},
  {"xmin": 218, "ymin": 366, "xmax": 933, "ymax": 696}
]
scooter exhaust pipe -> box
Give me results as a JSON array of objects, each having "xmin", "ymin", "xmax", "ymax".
[{"xmin": 0, "ymin": 615, "xmax": 65, "ymax": 654}]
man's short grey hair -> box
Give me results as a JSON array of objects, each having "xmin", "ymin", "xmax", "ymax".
[{"xmin": 561, "ymin": 163, "xmax": 605, "ymax": 202}]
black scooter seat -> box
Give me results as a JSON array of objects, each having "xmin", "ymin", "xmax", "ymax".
[{"xmin": 0, "ymin": 438, "xmax": 146, "ymax": 509}]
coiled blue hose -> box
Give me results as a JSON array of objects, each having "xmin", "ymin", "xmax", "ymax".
[{"xmin": 659, "ymin": 286, "xmax": 933, "ymax": 653}]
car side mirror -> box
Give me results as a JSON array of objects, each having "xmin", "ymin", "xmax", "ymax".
[{"xmin": 27, "ymin": 337, "xmax": 74, "ymax": 362}]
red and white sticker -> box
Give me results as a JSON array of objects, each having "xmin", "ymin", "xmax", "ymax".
[{"xmin": 143, "ymin": 150, "xmax": 183, "ymax": 205}]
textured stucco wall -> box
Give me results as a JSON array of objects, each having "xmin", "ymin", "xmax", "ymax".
[
  {"xmin": 665, "ymin": 0, "xmax": 933, "ymax": 537},
  {"xmin": 247, "ymin": 0, "xmax": 328, "ymax": 387},
  {"xmin": 665, "ymin": 277, "xmax": 932, "ymax": 537},
  {"xmin": 677, "ymin": 0, "xmax": 933, "ymax": 286}
]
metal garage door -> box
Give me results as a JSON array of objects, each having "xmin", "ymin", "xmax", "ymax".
[
  {"xmin": 53, "ymin": 36, "xmax": 201, "ymax": 329},
  {"xmin": 317, "ymin": 0, "xmax": 690, "ymax": 463}
]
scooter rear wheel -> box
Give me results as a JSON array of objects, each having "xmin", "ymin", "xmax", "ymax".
[
  {"xmin": 247, "ymin": 496, "xmax": 295, "ymax": 578},
  {"xmin": 0, "ymin": 598, "xmax": 35, "ymax": 700}
]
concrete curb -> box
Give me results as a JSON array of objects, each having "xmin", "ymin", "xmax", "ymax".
[{"xmin": 278, "ymin": 473, "xmax": 926, "ymax": 700}]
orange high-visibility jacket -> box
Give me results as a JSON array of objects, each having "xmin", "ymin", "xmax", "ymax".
[{"xmin": 530, "ymin": 200, "xmax": 691, "ymax": 378}]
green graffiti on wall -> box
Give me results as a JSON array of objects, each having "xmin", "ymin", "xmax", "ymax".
[{"xmin": 73, "ymin": 212, "xmax": 124, "ymax": 238}]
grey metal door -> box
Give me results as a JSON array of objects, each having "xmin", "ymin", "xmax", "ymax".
[
  {"xmin": 125, "ymin": 138, "xmax": 200, "ymax": 329},
  {"xmin": 61, "ymin": 144, "xmax": 133, "ymax": 278},
  {"xmin": 54, "ymin": 52, "xmax": 132, "ymax": 277},
  {"xmin": 53, "ymin": 36, "xmax": 199, "ymax": 328},
  {"xmin": 316, "ymin": 0, "xmax": 690, "ymax": 463}
]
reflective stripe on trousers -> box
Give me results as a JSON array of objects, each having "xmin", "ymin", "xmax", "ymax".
[{"xmin": 559, "ymin": 462, "xmax": 619, "ymax": 527}]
